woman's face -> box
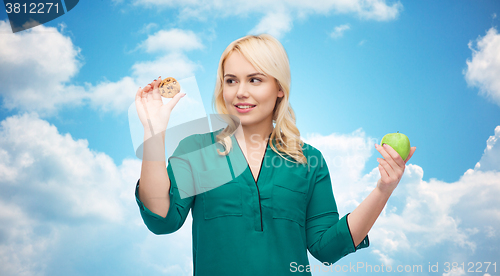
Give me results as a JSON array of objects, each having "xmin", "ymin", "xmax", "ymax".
[{"xmin": 222, "ymin": 51, "xmax": 284, "ymax": 128}]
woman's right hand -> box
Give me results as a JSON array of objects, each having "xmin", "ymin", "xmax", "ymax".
[{"xmin": 135, "ymin": 76, "xmax": 186, "ymax": 137}]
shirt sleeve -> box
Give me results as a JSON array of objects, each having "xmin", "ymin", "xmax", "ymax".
[
  {"xmin": 135, "ymin": 143, "xmax": 195, "ymax": 235},
  {"xmin": 306, "ymin": 151, "xmax": 369, "ymax": 265}
]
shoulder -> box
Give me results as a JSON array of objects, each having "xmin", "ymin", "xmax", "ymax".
[
  {"xmin": 192, "ymin": 127, "xmax": 224, "ymax": 147},
  {"xmin": 300, "ymin": 140, "xmax": 324, "ymax": 160},
  {"xmin": 299, "ymin": 140, "xmax": 328, "ymax": 174}
]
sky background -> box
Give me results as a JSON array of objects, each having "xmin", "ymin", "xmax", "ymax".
[{"xmin": 0, "ymin": 0, "xmax": 499, "ymax": 275}]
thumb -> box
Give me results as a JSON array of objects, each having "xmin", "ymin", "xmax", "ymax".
[{"xmin": 166, "ymin": 92, "xmax": 186, "ymax": 110}]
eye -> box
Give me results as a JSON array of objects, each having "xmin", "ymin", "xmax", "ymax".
[
  {"xmin": 226, "ymin": 79, "xmax": 236, "ymax": 84},
  {"xmin": 251, "ymin": 78, "xmax": 262, "ymax": 83}
]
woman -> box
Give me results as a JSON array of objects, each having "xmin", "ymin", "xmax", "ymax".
[{"xmin": 134, "ymin": 34, "xmax": 416, "ymax": 275}]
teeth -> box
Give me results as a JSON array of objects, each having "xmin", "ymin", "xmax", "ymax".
[{"xmin": 237, "ymin": 105, "xmax": 255, "ymax": 109}]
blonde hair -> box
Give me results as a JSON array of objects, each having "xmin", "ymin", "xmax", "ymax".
[{"xmin": 211, "ymin": 34, "xmax": 307, "ymax": 164}]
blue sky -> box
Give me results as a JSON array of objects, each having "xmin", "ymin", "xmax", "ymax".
[{"xmin": 0, "ymin": 0, "xmax": 499, "ymax": 275}]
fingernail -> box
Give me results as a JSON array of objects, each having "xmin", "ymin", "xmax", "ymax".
[{"xmin": 383, "ymin": 143, "xmax": 388, "ymax": 148}]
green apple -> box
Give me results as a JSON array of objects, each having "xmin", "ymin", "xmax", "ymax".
[{"xmin": 380, "ymin": 131, "xmax": 411, "ymax": 160}]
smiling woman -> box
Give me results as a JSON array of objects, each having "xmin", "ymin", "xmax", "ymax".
[{"xmin": 133, "ymin": 33, "xmax": 398, "ymax": 276}]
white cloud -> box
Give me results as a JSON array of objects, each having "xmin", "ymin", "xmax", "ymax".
[
  {"xmin": 474, "ymin": 125, "xmax": 500, "ymax": 172},
  {"xmin": 372, "ymin": 166, "xmax": 498, "ymax": 255},
  {"xmin": 85, "ymin": 52, "xmax": 200, "ymax": 115},
  {"xmin": 139, "ymin": 28, "xmax": 204, "ymax": 53},
  {"xmin": 355, "ymin": 0, "xmax": 403, "ymax": 21},
  {"xmin": 373, "ymin": 161, "xmax": 499, "ymax": 263},
  {"xmin": 0, "ymin": 112, "xmax": 127, "ymax": 222},
  {"xmin": 0, "ymin": 201, "xmax": 52, "ymax": 275},
  {"xmin": 87, "ymin": 34, "xmax": 202, "ymax": 114},
  {"xmin": 248, "ymin": 10, "xmax": 293, "ymax": 40},
  {"xmin": 330, "ymin": 24, "xmax": 350, "ymax": 38},
  {"xmin": 0, "ymin": 113, "xmax": 194, "ymax": 275},
  {"xmin": 139, "ymin": 22, "xmax": 159, "ymax": 34},
  {"xmin": 126, "ymin": 0, "xmax": 402, "ymax": 38},
  {"xmin": 302, "ymin": 128, "xmax": 377, "ymax": 211},
  {"xmin": 0, "ymin": 20, "xmax": 203, "ymax": 116},
  {"xmin": 0, "ymin": 20, "xmax": 87, "ymax": 116},
  {"xmin": 442, "ymin": 267, "xmax": 466, "ymax": 276},
  {"xmin": 464, "ymin": 27, "xmax": 500, "ymax": 107},
  {"xmin": 131, "ymin": 0, "xmax": 402, "ymax": 21},
  {"xmin": 131, "ymin": 52, "xmax": 201, "ymax": 86},
  {"xmin": 0, "ymin": 0, "xmax": 402, "ymax": 115},
  {"xmin": 85, "ymin": 76, "xmax": 140, "ymax": 114}
]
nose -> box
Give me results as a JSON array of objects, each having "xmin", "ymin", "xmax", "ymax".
[{"xmin": 236, "ymin": 82, "xmax": 249, "ymax": 99}]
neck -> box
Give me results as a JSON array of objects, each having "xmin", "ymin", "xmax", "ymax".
[{"xmin": 234, "ymin": 123, "xmax": 273, "ymax": 146}]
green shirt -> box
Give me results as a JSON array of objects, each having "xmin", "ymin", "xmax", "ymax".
[{"xmin": 135, "ymin": 128, "xmax": 369, "ymax": 275}]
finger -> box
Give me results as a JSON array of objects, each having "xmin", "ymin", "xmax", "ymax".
[
  {"xmin": 378, "ymin": 164, "xmax": 389, "ymax": 179},
  {"xmin": 150, "ymin": 79, "xmax": 157, "ymax": 89},
  {"xmin": 404, "ymin": 146, "xmax": 417, "ymax": 163},
  {"xmin": 136, "ymin": 87, "xmax": 146, "ymax": 105},
  {"xmin": 375, "ymin": 144, "xmax": 397, "ymax": 173},
  {"xmin": 165, "ymin": 91, "xmax": 186, "ymax": 111},
  {"xmin": 142, "ymin": 86, "xmax": 151, "ymax": 101},
  {"xmin": 135, "ymin": 87, "xmax": 145, "ymax": 112},
  {"xmin": 143, "ymin": 83, "xmax": 152, "ymax": 93},
  {"xmin": 377, "ymin": 157, "xmax": 394, "ymax": 178},
  {"xmin": 135, "ymin": 86, "xmax": 142, "ymax": 100},
  {"xmin": 381, "ymin": 143, "xmax": 405, "ymax": 169},
  {"xmin": 147, "ymin": 80, "xmax": 155, "ymax": 102},
  {"xmin": 152, "ymin": 76, "xmax": 162, "ymax": 101}
]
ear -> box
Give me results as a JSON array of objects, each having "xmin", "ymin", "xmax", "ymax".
[{"xmin": 275, "ymin": 80, "xmax": 284, "ymax": 97}]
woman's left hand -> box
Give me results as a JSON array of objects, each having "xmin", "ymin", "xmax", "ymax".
[{"xmin": 375, "ymin": 143, "xmax": 416, "ymax": 194}]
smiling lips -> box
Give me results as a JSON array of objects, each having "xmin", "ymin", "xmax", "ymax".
[{"xmin": 234, "ymin": 103, "xmax": 256, "ymax": 113}]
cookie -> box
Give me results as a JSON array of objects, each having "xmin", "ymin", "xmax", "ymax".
[{"xmin": 159, "ymin": 77, "xmax": 181, "ymax": 98}]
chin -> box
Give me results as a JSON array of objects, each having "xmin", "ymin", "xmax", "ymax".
[{"xmin": 235, "ymin": 116, "xmax": 250, "ymax": 125}]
